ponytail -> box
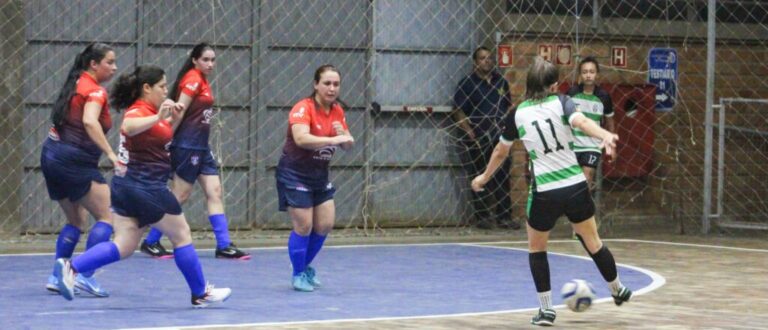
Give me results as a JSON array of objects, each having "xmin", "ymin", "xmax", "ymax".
[
  {"xmin": 110, "ymin": 65, "xmax": 165, "ymax": 111},
  {"xmin": 51, "ymin": 43, "xmax": 113, "ymax": 127}
]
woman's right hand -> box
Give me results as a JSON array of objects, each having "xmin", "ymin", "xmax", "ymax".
[
  {"xmin": 333, "ymin": 135, "xmax": 354, "ymax": 145},
  {"xmin": 107, "ymin": 152, "xmax": 119, "ymax": 168}
]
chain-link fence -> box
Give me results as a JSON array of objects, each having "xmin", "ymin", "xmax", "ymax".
[{"xmin": 1, "ymin": 0, "xmax": 766, "ymax": 240}]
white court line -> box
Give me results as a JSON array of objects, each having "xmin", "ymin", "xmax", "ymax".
[
  {"xmin": 461, "ymin": 243, "xmax": 667, "ymax": 298},
  {"xmin": 3, "ymin": 238, "xmax": 767, "ymax": 257},
  {"xmin": 115, "ymin": 242, "xmax": 666, "ymax": 330},
  {"xmin": 37, "ymin": 310, "xmax": 106, "ymax": 316},
  {"xmin": 605, "ymin": 238, "xmax": 768, "ymax": 253}
]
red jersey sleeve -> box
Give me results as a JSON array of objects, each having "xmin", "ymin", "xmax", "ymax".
[
  {"xmin": 123, "ymin": 108, "xmax": 143, "ymax": 119},
  {"xmin": 288, "ymin": 101, "xmax": 312, "ymax": 126},
  {"xmin": 84, "ymin": 88, "xmax": 107, "ymax": 107},
  {"xmin": 179, "ymin": 71, "xmax": 203, "ymax": 98},
  {"xmin": 332, "ymin": 104, "xmax": 349, "ymax": 130},
  {"xmin": 120, "ymin": 108, "xmax": 144, "ymax": 134}
]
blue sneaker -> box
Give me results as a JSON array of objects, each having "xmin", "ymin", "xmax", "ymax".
[
  {"xmin": 54, "ymin": 258, "xmax": 75, "ymax": 301},
  {"xmin": 292, "ymin": 272, "xmax": 314, "ymax": 292},
  {"xmin": 46, "ymin": 275, "xmax": 81, "ymax": 295},
  {"xmin": 75, "ymin": 273, "xmax": 109, "ymax": 297},
  {"xmin": 304, "ymin": 266, "xmax": 322, "ymax": 287}
]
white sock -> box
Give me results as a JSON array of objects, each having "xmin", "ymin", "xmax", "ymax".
[
  {"xmin": 609, "ymin": 278, "xmax": 623, "ymax": 295},
  {"xmin": 538, "ymin": 291, "xmax": 553, "ymax": 310}
]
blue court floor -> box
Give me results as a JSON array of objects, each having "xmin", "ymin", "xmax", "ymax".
[{"xmin": 0, "ymin": 243, "xmax": 662, "ymax": 329}]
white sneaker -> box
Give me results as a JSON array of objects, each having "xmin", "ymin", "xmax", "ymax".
[
  {"xmin": 47, "ymin": 274, "xmax": 81, "ymax": 295},
  {"xmin": 191, "ymin": 283, "xmax": 231, "ymax": 308},
  {"xmin": 54, "ymin": 258, "xmax": 76, "ymax": 301}
]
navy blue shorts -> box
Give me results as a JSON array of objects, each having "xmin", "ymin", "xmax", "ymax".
[
  {"xmin": 276, "ymin": 181, "xmax": 335, "ymax": 212},
  {"xmin": 170, "ymin": 147, "xmax": 219, "ymax": 184},
  {"xmin": 527, "ymin": 181, "xmax": 595, "ymax": 232},
  {"xmin": 41, "ymin": 141, "xmax": 106, "ymax": 201},
  {"xmin": 110, "ymin": 180, "xmax": 182, "ymax": 228}
]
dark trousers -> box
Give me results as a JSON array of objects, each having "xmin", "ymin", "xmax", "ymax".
[{"xmin": 458, "ymin": 134, "xmax": 512, "ymax": 224}]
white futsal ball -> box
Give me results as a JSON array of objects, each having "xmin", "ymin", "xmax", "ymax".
[{"xmin": 561, "ymin": 279, "xmax": 597, "ymax": 312}]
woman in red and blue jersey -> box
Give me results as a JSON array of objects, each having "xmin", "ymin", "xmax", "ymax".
[
  {"xmin": 139, "ymin": 43, "xmax": 249, "ymax": 260},
  {"xmin": 277, "ymin": 64, "xmax": 354, "ymax": 292},
  {"xmin": 53, "ymin": 66, "xmax": 231, "ymax": 307},
  {"xmin": 41, "ymin": 43, "xmax": 117, "ymax": 297}
]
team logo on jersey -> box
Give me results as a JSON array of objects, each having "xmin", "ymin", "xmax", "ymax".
[
  {"xmin": 89, "ymin": 90, "xmax": 104, "ymax": 98},
  {"xmin": 117, "ymin": 135, "xmax": 129, "ymax": 164},
  {"xmin": 313, "ymin": 146, "xmax": 337, "ymax": 161},
  {"xmin": 202, "ymin": 108, "xmax": 214, "ymax": 124},
  {"xmin": 185, "ymin": 82, "xmax": 200, "ymax": 92},
  {"xmin": 191, "ymin": 155, "xmax": 200, "ymax": 166},
  {"xmin": 497, "ymin": 87, "xmax": 505, "ymax": 96},
  {"xmin": 292, "ymin": 107, "xmax": 306, "ymax": 118},
  {"xmin": 593, "ymin": 104, "xmax": 599, "ymax": 112},
  {"xmin": 316, "ymin": 124, "xmax": 322, "ymax": 130}
]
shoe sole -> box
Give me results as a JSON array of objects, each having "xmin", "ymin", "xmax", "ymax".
[
  {"xmin": 215, "ymin": 255, "xmax": 251, "ymax": 260},
  {"xmin": 46, "ymin": 285, "xmax": 60, "ymax": 293},
  {"xmin": 152, "ymin": 255, "xmax": 174, "ymax": 260},
  {"xmin": 531, "ymin": 320, "xmax": 554, "ymax": 326},
  {"xmin": 47, "ymin": 284, "xmax": 81, "ymax": 295},
  {"xmin": 293, "ymin": 286, "xmax": 314, "ymax": 292},
  {"xmin": 74, "ymin": 283, "xmax": 109, "ymax": 298},
  {"xmin": 192, "ymin": 291, "xmax": 232, "ymax": 309}
]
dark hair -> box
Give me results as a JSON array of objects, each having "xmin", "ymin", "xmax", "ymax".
[
  {"xmin": 578, "ymin": 56, "xmax": 600, "ymax": 73},
  {"xmin": 169, "ymin": 42, "xmax": 213, "ymax": 101},
  {"xmin": 525, "ymin": 57, "xmax": 559, "ymax": 100},
  {"xmin": 472, "ymin": 46, "xmax": 491, "ymax": 62},
  {"xmin": 309, "ymin": 64, "xmax": 348, "ymax": 109},
  {"xmin": 51, "ymin": 43, "xmax": 113, "ymax": 127},
  {"xmin": 110, "ymin": 65, "xmax": 166, "ymax": 110}
]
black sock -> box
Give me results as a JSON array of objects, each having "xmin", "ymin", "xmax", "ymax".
[
  {"xmin": 529, "ymin": 251, "xmax": 551, "ymax": 292},
  {"xmin": 590, "ymin": 246, "xmax": 618, "ymax": 282}
]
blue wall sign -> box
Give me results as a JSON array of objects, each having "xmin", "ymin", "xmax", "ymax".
[{"xmin": 648, "ymin": 48, "xmax": 678, "ymax": 111}]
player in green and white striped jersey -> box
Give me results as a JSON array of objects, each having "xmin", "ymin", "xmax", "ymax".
[
  {"xmin": 567, "ymin": 56, "xmax": 615, "ymax": 189},
  {"xmin": 471, "ymin": 57, "xmax": 631, "ymax": 327}
]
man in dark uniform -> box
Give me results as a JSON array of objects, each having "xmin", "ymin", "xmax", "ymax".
[{"xmin": 453, "ymin": 46, "xmax": 519, "ymax": 230}]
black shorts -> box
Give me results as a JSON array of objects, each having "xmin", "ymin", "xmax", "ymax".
[
  {"xmin": 526, "ymin": 181, "xmax": 595, "ymax": 232},
  {"xmin": 575, "ymin": 151, "xmax": 602, "ymax": 168}
]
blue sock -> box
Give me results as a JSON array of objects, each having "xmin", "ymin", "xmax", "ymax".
[
  {"xmin": 209, "ymin": 214, "xmax": 231, "ymax": 249},
  {"xmin": 55, "ymin": 224, "xmax": 81, "ymax": 260},
  {"xmin": 82, "ymin": 221, "xmax": 114, "ymax": 277},
  {"xmin": 144, "ymin": 227, "xmax": 163, "ymax": 244},
  {"xmin": 305, "ymin": 232, "xmax": 327, "ymax": 267},
  {"xmin": 288, "ymin": 231, "xmax": 310, "ymax": 276},
  {"xmin": 174, "ymin": 244, "xmax": 206, "ymax": 297},
  {"xmin": 71, "ymin": 242, "xmax": 120, "ymax": 275}
]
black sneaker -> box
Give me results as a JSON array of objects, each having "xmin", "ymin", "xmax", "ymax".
[
  {"xmin": 140, "ymin": 240, "xmax": 174, "ymax": 259},
  {"xmin": 531, "ymin": 308, "xmax": 556, "ymax": 326},
  {"xmin": 612, "ymin": 286, "xmax": 632, "ymax": 306},
  {"xmin": 475, "ymin": 220, "xmax": 497, "ymax": 230},
  {"xmin": 215, "ymin": 243, "xmax": 251, "ymax": 260},
  {"xmin": 497, "ymin": 219, "xmax": 521, "ymax": 230}
]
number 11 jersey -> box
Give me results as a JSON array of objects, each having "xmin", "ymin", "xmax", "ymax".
[{"xmin": 500, "ymin": 94, "xmax": 585, "ymax": 192}]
